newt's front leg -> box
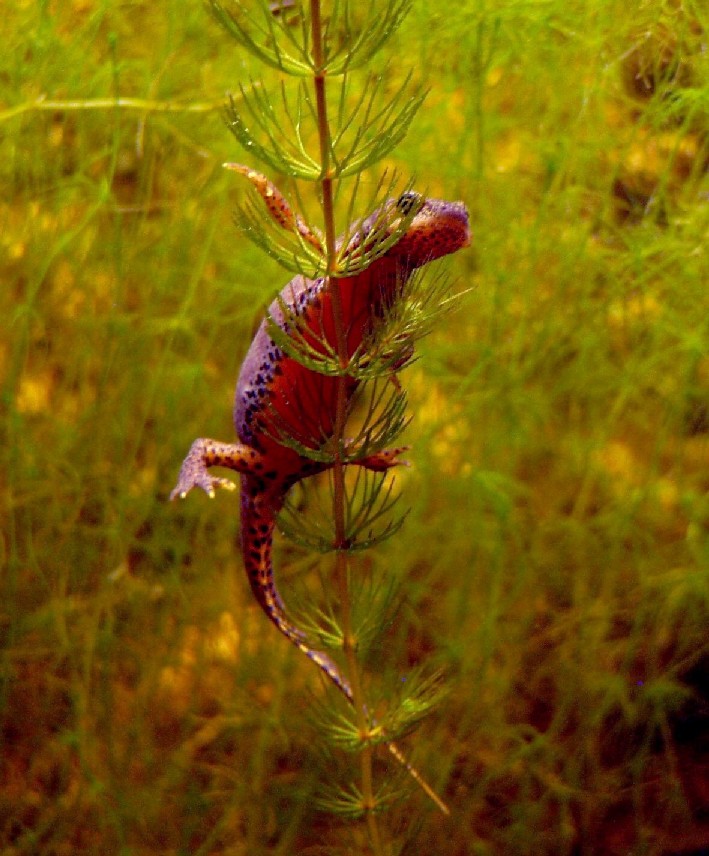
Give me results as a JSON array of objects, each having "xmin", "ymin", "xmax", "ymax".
[
  {"xmin": 223, "ymin": 162, "xmax": 324, "ymax": 254},
  {"xmin": 169, "ymin": 438, "xmax": 266, "ymax": 500},
  {"xmin": 355, "ymin": 445, "xmax": 410, "ymax": 472}
]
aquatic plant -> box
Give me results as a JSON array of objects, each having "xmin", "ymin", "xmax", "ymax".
[
  {"xmin": 1, "ymin": 1, "xmax": 707, "ymax": 854},
  {"xmin": 175, "ymin": 0, "xmax": 467, "ymax": 847}
]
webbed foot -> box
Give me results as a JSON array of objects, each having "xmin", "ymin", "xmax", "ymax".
[
  {"xmin": 169, "ymin": 438, "xmax": 265, "ymax": 500},
  {"xmin": 356, "ymin": 446, "xmax": 410, "ymax": 472}
]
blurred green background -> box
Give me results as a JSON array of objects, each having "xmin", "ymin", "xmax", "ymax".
[{"xmin": 1, "ymin": 1, "xmax": 708, "ymax": 854}]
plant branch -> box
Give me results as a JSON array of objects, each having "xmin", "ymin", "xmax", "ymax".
[
  {"xmin": 310, "ymin": 0, "xmax": 384, "ymax": 850},
  {"xmin": 0, "ymin": 94, "xmax": 224, "ymax": 123}
]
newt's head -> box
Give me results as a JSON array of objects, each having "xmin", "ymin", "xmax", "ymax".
[
  {"xmin": 390, "ymin": 191, "xmax": 471, "ymax": 268},
  {"xmin": 340, "ymin": 191, "xmax": 470, "ymax": 275}
]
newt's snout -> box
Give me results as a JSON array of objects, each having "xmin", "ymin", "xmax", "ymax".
[{"xmin": 448, "ymin": 200, "xmax": 471, "ymax": 248}]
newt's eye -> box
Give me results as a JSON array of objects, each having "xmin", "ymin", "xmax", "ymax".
[{"xmin": 396, "ymin": 191, "xmax": 421, "ymax": 216}]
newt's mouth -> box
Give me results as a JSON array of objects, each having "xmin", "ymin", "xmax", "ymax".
[{"xmin": 451, "ymin": 201, "xmax": 472, "ymax": 248}]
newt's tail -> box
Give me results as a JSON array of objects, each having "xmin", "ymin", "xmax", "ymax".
[
  {"xmin": 240, "ymin": 490, "xmax": 449, "ymax": 815},
  {"xmin": 240, "ymin": 488, "xmax": 355, "ymax": 698}
]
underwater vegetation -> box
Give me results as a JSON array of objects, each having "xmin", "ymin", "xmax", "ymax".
[{"xmin": 1, "ymin": 0, "xmax": 707, "ymax": 854}]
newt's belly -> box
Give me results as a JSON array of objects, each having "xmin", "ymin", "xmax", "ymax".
[
  {"xmin": 236, "ymin": 347, "xmax": 353, "ymax": 477},
  {"xmin": 234, "ymin": 273, "xmax": 375, "ymax": 473}
]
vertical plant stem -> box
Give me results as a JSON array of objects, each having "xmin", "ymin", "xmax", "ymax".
[{"xmin": 309, "ymin": 1, "xmax": 383, "ymax": 850}]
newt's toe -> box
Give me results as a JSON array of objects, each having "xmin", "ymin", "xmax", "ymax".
[
  {"xmin": 169, "ymin": 474, "xmax": 236, "ymax": 501},
  {"xmin": 358, "ymin": 446, "xmax": 411, "ymax": 471}
]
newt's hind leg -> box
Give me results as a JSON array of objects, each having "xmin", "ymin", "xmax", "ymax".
[{"xmin": 169, "ymin": 438, "xmax": 266, "ymax": 500}]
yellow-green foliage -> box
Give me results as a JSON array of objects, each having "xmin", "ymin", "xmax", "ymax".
[{"xmin": 1, "ymin": 1, "xmax": 707, "ymax": 854}]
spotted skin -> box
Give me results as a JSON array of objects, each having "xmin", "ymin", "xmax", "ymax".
[
  {"xmin": 171, "ymin": 169, "xmax": 470, "ymax": 811},
  {"xmin": 223, "ymin": 162, "xmax": 324, "ymax": 253}
]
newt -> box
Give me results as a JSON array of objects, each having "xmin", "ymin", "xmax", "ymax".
[{"xmin": 170, "ymin": 165, "xmax": 470, "ymax": 811}]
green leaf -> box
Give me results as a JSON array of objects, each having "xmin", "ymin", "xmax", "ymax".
[
  {"xmin": 323, "ymin": 0, "xmax": 413, "ymax": 75},
  {"xmin": 313, "ymin": 779, "xmax": 403, "ymax": 817},
  {"xmin": 209, "ymin": 0, "xmax": 413, "ymax": 78},
  {"xmin": 375, "ymin": 666, "xmax": 450, "ymax": 740},
  {"xmin": 332, "ymin": 71, "xmax": 427, "ymax": 177},
  {"xmin": 208, "ymin": 0, "xmax": 313, "ymax": 76},
  {"xmin": 225, "ymin": 86, "xmax": 321, "ymax": 180},
  {"xmin": 278, "ymin": 467, "xmax": 408, "ymax": 553}
]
